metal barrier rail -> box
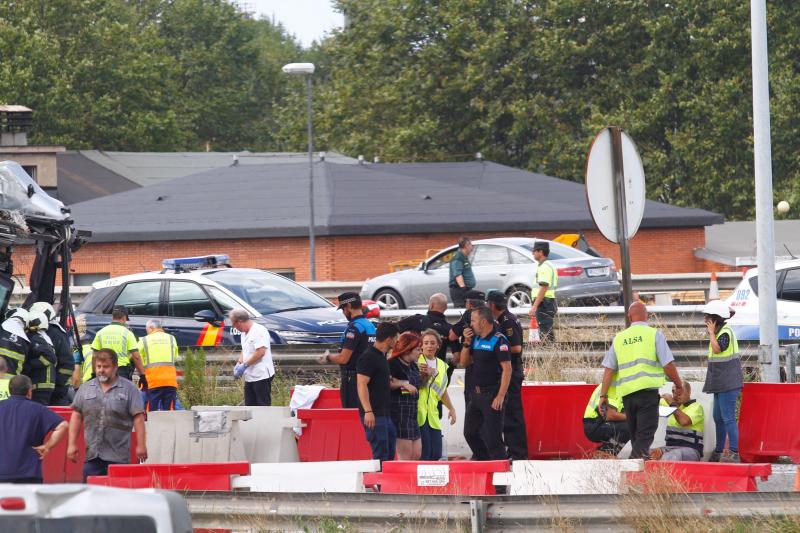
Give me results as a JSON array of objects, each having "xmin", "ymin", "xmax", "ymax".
[
  {"xmin": 10, "ymin": 271, "xmax": 742, "ymax": 308},
  {"xmin": 185, "ymin": 491, "xmax": 800, "ymax": 532}
]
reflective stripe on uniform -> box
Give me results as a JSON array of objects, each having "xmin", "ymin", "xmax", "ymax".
[
  {"xmin": 140, "ymin": 331, "xmax": 178, "ymax": 389},
  {"xmin": 612, "ymin": 324, "xmax": 664, "ymax": 397},
  {"xmin": 708, "ymin": 324, "xmax": 739, "ymax": 362},
  {"xmin": 0, "ymin": 347, "xmax": 25, "ymax": 362},
  {"xmin": 417, "ymin": 356, "xmax": 449, "ymax": 430}
]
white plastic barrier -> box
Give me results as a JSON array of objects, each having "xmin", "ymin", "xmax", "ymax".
[
  {"xmin": 442, "ymin": 369, "xmax": 470, "ymax": 458},
  {"xmin": 192, "ymin": 406, "xmax": 300, "ymax": 463},
  {"xmin": 493, "ymin": 459, "xmax": 644, "ymax": 495},
  {"xmin": 145, "ymin": 410, "xmax": 249, "ymax": 464},
  {"xmin": 233, "ymin": 460, "xmax": 381, "ymax": 493},
  {"xmin": 618, "ymin": 381, "xmax": 716, "ymax": 460}
]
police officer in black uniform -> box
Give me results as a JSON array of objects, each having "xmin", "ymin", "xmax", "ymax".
[
  {"xmin": 397, "ymin": 293, "xmax": 452, "ymax": 360},
  {"xmin": 450, "ymin": 290, "xmax": 486, "ymax": 404},
  {"xmin": 0, "ymin": 309, "xmax": 31, "ymax": 378},
  {"xmin": 322, "ymin": 292, "xmax": 377, "ymax": 409},
  {"xmin": 460, "ymin": 306, "xmax": 512, "ymax": 460},
  {"xmin": 487, "ymin": 290, "xmax": 528, "ymax": 460}
]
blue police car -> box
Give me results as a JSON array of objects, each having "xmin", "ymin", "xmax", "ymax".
[{"xmin": 76, "ymin": 255, "xmax": 348, "ymax": 346}]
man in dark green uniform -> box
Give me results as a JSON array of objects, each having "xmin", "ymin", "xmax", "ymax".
[{"xmin": 448, "ymin": 236, "xmax": 475, "ymax": 308}]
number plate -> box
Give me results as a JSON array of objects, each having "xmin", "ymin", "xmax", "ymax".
[{"xmin": 587, "ymin": 267, "xmax": 610, "ymax": 277}]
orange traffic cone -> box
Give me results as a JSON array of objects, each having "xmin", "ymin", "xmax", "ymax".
[
  {"xmin": 709, "ymin": 272, "xmax": 720, "ymax": 301},
  {"xmin": 529, "ymin": 316, "xmax": 540, "ymax": 343}
]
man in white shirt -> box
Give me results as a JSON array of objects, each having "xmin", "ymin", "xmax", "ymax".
[{"xmin": 229, "ymin": 308, "xmax": 275, "ymax": 406}]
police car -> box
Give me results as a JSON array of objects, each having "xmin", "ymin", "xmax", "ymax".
[
  {"xmin": 726, "ymin": 259, "xmax": 800, "ymax": 341},
  {"xmin": 76, "ymin": 255, "xmax": 348, "ymax": 346}
]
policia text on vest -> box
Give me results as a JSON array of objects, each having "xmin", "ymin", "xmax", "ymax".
[{"xmin": 597, "ymin": 303, "xmax": 683, "ymax": 460}]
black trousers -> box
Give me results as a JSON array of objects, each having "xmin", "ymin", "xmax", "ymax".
[
  {"xmin": 464, "ymin": 387, "xmax": 506, "ymax": 460},
  {"xmin": 503, "ymin": 357, "xmax": 528, "ymax": 459},
  {"xmin": 244, "ymin": 376, "xmax": 273, "ymax": 406},
  {"xmin": 536, "ymin": 298, "xmax": 557, "ymax": 343},
  {"xmin": 622, "ymin": 389, "xmax": 660, "ymax": 459},
  {"xmin": 449, "ymin": 286, "xmax": 468, "ymax": 308},
  {"xmin": 583, "ymin": 418, "xmax": 631, "ymax": 455},
  {"xmin": 340, "ymin": 368, "xmax": 360, "ymax": 409},
  {"xmin": 117, "ymin": 365, "xmax": 134, "ymax": 381}
]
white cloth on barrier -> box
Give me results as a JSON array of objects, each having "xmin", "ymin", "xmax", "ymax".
[{"xmin": 289, "ymin": 385, "xmax": 326, "ymax": 436}]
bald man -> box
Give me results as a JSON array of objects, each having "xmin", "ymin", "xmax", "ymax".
[
  {"xmin": 397, "ymin": 293, "xmax": 452, "ymax": 363},
  {"xmin": 598, "ymin": 302, "xmax": 683, "ymax": 459}
]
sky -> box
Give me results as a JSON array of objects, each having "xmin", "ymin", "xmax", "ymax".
[{"xmin": 247, "ymin": 0, "xmax": 344, "ymax": 47}]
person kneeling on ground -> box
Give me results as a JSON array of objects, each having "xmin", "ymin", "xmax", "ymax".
[
  {"xmin": 650, "ymin": 381, "xmax": 704, "ymax": 461},
  {"xmin": 583, "ymin": 384, "xmax": 630, "ymax": 456}
]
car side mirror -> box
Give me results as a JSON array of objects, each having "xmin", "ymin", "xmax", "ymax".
[{"xmin": 194, "ymin": 309, "xmax": 223, "ymax": 327}]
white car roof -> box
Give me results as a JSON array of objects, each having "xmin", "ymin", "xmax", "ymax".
[
  {"xmin": 92, "ymin": 268, "xmax": 227, "ymax": 289},
  {"xmin": 742, "ymin": 258, "xmax": 800, "ymax": 279}
]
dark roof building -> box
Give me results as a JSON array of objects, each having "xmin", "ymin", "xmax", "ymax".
[{"xmin": 71, "ymin": 160, "xmax": 721, "ymax": 242}]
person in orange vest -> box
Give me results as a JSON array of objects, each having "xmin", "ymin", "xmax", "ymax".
[{"xmin": 137, "ymin": 319, "xmax": 179, "ymax": 411}]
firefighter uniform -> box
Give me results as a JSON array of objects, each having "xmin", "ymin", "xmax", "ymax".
[
  {"xmin": 24, "ymin": 314, "xmax": 57, "ymax": 405},
  {"xmin": 138, "ymin": 329, "xmax": 179, "ymax": 411},
  {"xmin": 0, "ymin": 311, "xmax": 30, "ymax": 377},
  {"xmin": 47, "ymin": 322, "xmax": 75, "ymax": 406}
]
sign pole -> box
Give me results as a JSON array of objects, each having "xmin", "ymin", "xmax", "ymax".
[{"xmin": 610, "ymin": 127, "xmax": 634, "ymax": 326}]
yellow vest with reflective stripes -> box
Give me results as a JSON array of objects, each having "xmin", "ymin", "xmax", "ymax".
[
  {"xmin": 707, "ymin": 324, "xmax": 739, "ymax": 361},
  {"xmin": 583, "ymin": 384, "xmax": 623, "ymax": 419},
  {"xmin": 417, "ymin": 355, "xmax": 449, "ymax": 430},
  {"xmin": 534, "ymin": 260, "xmax": 558, "ymax": 299},
  {"xmin": 662, "ymin": 398, "xmax": 704, "ymax": 451},
  {"xmin": 92, "ymin": 323, "xmax": 137, "ymax": 367},
  {"xmin": 0, "ymin": 375, "xmax": 9, "ymax": 400},
  {"xmin": 80, "ymin": 344, "xmax": 94, "ymax": 384},
  {"xmin": 612, "ymin": 324, "xmax": 664, "ymax": 397},
  {"xmin": 139, "ymin": 331, "xmax": 178, "ymax": 389}
]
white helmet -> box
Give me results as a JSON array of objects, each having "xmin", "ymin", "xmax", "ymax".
[
  {"xmin": 27, "ymin": 311, "xmax": 49, "ymax": 331},
  {"xmin": 29, "ymin": 302, "xmax": 56, "ymax": 323},
  {"xmin": 702, "ymin": 299, "xmax": 731, "ymax": 319},
  {"xmin": 8, "ymin": 308, "xmax": 29, "ymax": 324}
]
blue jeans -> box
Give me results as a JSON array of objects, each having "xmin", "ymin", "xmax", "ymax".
[
  {"xmin": 83, "ymin": 458, "xmax": 123, "ymax": 481},
  {"xmin": 420, "ymin": 421, "xmax": 443, "ymax": 461},
  {"xmin": 364, "ymin": 415, "xmax": 397, "ymax": 461},
  {"xmin": 713, "ymin": 389, "xmax": 741, "ymax": 453}
]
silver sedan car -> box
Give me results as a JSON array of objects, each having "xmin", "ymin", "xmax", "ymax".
[{"xmin": 360, "ymin": 237, "xmax": 621, "ymax": 309}]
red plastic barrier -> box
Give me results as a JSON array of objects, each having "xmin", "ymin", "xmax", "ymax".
[
  {"xmin": 738, "ymin": 383, "xmax": 800, "ymax": 463},
  {"xmin": 370, "ymin": 460, "xmax": 509, "ymax": 495},
  {"xmin": 296, "ymin": 408, "xmax": 372, "ymax": 462},
  {"xmin": 626, "ymin": 461, "xmax": 772, "ymax": 493},
  {"xmin": 521, "ymin": 384, "xmax": 600, "ymax": 459},
  {"xmin": 289, "ymin": 387, "xmax": 343, "ymax": 409},
  {"xmin": 43, "ymin": 407, "xmax": 140, "ymax": 483},
  {"xmin": 87, "ymin": 462, "xmax": 250, "ymax": 491}
]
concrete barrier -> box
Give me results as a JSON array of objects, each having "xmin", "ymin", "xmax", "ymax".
[
  {"xmin": 191, "ymin": 406, "xmax": 300, "ymax": 463},
  {"xmin": 493, "ymin": 459, "xmax": 644, "ymax": 495},
  {"xmin": 233, "ymin": 460, "xmax": 380, "ymax": 493},
  {"xmin": 145, "ymin": 409, "xmax": 250, "ymax": 464}
]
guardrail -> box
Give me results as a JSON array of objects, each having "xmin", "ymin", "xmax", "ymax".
[
  {"xmin": 185, "ymin": 491, "xmax": 800, "ymax": 532},
  {"xmin": 11, "ymin": 271, "xmax": 741, "ymax": 308}
]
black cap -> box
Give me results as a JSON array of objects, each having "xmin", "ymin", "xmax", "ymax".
[
  {"xmin": 486, "ymin": 290, "xmax": 507, "ymax": 306},
  {"xmin": 337, "ymin": 292, "xmax": 362, "ymax": 309},
  {"xmin": 464, "ymin": 289, "xmax": 485, "ymax": 302},
  {"xmin": 533, "ymin": 241, "xmax": 550, "ymax": 253},
  {"xmin": 112, "ymin": 305, "xmax": 129, "ymax": 318}
]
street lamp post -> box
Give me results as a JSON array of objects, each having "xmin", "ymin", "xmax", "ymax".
[{"xmin": 282, "ymin": 62, "xmax": 317, "ymax": 281}]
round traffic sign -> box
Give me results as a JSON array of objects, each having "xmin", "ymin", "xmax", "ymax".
[{"xmin": 585, "ymin": 128, "xmax": 646, "ymax": 243}]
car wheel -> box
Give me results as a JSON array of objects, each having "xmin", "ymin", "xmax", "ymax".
[
  {"xmin": 505, "ymin": 285, "xmax": 531, "ymax": 309},
  {"xmin": 374, "ymin": 288, "xmax": 405, "ymax": 310}
]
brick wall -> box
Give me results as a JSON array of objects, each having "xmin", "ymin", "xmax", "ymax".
[{"xmin": 11, "ymin": 226, "xmax": 729, "ymax": 283}]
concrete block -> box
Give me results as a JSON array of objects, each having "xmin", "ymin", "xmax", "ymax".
[
  {"xmin": 234, "ymin": 460, "xmax": 380, "ymax": 493},
  {"xmin": 493, "ymin": 459, "xmax": 644, "ymax": 495}
]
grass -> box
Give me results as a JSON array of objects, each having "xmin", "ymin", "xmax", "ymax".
[{"xmin": 178, "ymin": 348, "xmax": 339, "ymax": 408}]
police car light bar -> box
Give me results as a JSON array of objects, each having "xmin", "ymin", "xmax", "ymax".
[{"xmin": 162, "ymin": 254, "xmax": 231, "ymax": 272}]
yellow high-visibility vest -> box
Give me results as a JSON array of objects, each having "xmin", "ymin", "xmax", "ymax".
[
  {"xmin": 138, "ymin": 331, "xmax": 178, "ymax": 389},
  {"xmin": 612, "ymin": 324, "xmax": 664, "ymax": 397},
  {"xmin": 416, "ymin": 355, "xmax": 449, "ymax": 430}
]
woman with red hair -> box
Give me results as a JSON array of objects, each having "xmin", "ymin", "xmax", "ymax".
[{"xmin": 389, "ymin": 331, "xmax": 423, "ymax": 460}]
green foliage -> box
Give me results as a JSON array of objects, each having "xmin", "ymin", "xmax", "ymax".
[
  {"xmin": 178, "ymin": 348, "xmax": 243, "ymax": 407},
  {"xmin": 274, "ymin": 0, "xmax": 799, "ymax": 219},
  {"xmin": 0, "ymin": 0, "xmax": 306, "ymax": 152}
]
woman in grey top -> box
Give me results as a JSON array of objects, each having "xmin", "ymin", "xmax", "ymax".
[{"xmin": 702, "ymin": 300, "xmax": 743, "ymax": 463}]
